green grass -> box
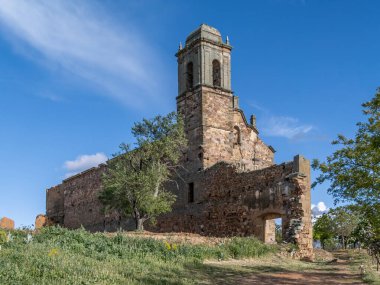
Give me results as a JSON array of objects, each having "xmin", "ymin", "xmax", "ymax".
[
  {"xmin": 0, "ymin": 227, "xmax": 275, "ymax": 285},
  {"xmin": 346, "ymin": 250, "xmax": 380, "ymax": 284}
]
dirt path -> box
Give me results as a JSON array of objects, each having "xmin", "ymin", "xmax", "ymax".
[{"xmin": 199, "ymin": 251, "xmax": 364, "ymax": 285}]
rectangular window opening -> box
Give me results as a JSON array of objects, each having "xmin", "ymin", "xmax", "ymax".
[{"xmin": 188, "ymin": 182, "xmax": 194, "ymax": 203}]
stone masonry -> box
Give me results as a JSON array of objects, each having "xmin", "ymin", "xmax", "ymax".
[
  {"xmin": 44, "ymin": 25, "xmax": 313, "ymax": 259},
  {"xmin": 0, "ymin": 217, "xmax": 15, "ymax": 230}
]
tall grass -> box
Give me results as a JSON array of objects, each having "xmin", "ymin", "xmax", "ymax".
[{"xmin": 0, "ymin": 227, "xmax": 275, "ymax": 284}]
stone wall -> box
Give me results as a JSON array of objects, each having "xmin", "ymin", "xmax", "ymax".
[
  {"xmin": 177, "ymin": 85, "xmax": 274, "ymax": 173},
  {"xmin": 156, "ymin": 155, "xmax": 313, "ymax": 259},
  {"xmin": 46, "ymin": 165, "xmax": 135, "ymax": 232},
  {"xmin": 46, "ymin": 184, "xmax": 64, "ymax": 225},
  {"xmin": 0, "ymin": 217, "xmax": 15, "ymax": 230},
  {"xmin": 46, "ymin": 155, "xmax": 313, "ymax": 259}
]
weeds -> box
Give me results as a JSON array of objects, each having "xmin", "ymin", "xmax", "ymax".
[{"xmin": 0, "ymin": 227, "xmax": 275, "ymax": 284}]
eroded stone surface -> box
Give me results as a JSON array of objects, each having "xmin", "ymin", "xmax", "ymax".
[
  {"xmin": 0, "ymin": 217, "xmax": 15, "ymax": 230},
  {"xmin": 35, "ymin": 214, "xmax": 54, "ymax": 229}
]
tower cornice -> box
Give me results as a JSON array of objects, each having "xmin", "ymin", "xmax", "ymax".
[{"xmin": 176, "ymin": 37, "xmax": 232, "ymax": 58}]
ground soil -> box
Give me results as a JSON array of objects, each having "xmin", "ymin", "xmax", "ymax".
[
  {"xmin": 199, "ymin": 251, "xmax": 365, "ymax": 285},
  {"xmin": 108, "ymin": 231, "xmax": 369, "ymax": 284}
]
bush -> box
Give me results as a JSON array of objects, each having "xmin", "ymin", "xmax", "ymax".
[
  {"xmin": 0, "ymin": 230, "xmax": 7, "ymax": 245},
  {"xmin": 225, "ymin": 237, "xmax": 275, "ymax": 258}
]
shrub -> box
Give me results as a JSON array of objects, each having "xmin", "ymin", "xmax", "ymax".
[{"xmin": 0, "ymin": 230, "xmax": 6, "ymax": 245}]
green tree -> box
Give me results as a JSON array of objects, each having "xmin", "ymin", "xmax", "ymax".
[
  {"xmin": 313, "ymin": 213, "xmax": 334, "ymax": 249},
  {"xmin": 313, "ymin": 89, "xmax": 380, "ymax": 268},
  {"xmin": 312, "ymin": 89, "xmax": 380, "ymax": 206},
  {"xmin": 351, "ymin": 204, "xmax": 380, "ymax": 270},
  {"xmin": 329, "ymin": 206, "xmax": 359, "ymax": 249},
  {"xmin": 99, "ymin": 112, "xmax": 187, "ymax": 231}
]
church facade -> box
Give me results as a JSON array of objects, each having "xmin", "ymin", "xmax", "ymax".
[{"xmin": 45, "ymin": 25, "xmax": 313, "ymax": 259}]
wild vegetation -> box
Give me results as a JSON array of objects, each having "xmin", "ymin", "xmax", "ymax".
[
  {"xmin": 313, "ymin": 89, "xmax": 380, "ymax": 271},
  {"xmin": 0, "ymin": 227, "xmax": 275, "ymax": 284},
  {"xmin": 2, "ymin": 226, "xmax": 379, "ymax": 284}
]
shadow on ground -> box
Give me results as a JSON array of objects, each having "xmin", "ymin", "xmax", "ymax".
[{"xmin": 136, "ymin": 251, "xmax": 365, "ymax": 285}]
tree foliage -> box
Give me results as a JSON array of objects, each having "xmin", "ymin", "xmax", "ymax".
[
  {"xmin": 351, "ymin": 204, "xmax": 380, "ymax": 271},
  {"xmin": 312, "ymin": 89, "xmax": 380, "ymax": 269},
  {"xmin": 313, "ymin": 213, "xmax": 334, "ymax": 249},
  {"xmin": 312, "ymin": 89, "xmax": 380, "ymax": 206},
  {"xmin": 313, "ymin": 206, "xmax": 359, "ymax": 250},
  {"xmin": 99, "ymin": 112, "xmax": 187, "ymax": 230},
  {"xmin": 329, "ymin": 206, "xmax": 360, "ymax": 249}
]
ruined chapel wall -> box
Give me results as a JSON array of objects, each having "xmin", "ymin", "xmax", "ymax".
[
  {"xmin": 231, "ymin": 109, "xmax": 274, "ymax": 171},
  {"xmin": 157, "ymin": 161, "xmax": 295, "ymax": 236},
  {"xmin": 285, "ymin": 155, "xmax": 313, "ymax": 259},
  {"xmin": 61, "ymin": 166, "xmax": 106, "ymax": 231},
  {"xmin": 46, "ymin": 165, "xmax": 136, "ymax": 232},
  {"xmin": 157, "ymin": 156, "xmax": 313, "ymax": 258},
  {"xmin": 46, "ymin": 185, "xmax": 64, "ymax": 225},
  {"xmin": 200, "ymin": 87, "xmax": 274, "ymax": 171}
]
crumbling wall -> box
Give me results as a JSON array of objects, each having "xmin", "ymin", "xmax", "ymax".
[
  {"xmin": 45, "ymin": 155, "xmax": 313, "ymax": 259},
  {"xmin": 157, "ymin": 155, "xmax": 313, "ymax": 259},
  {"xmin": 0, "ymin": 217, "xmax": 15, "ymax": 230},
  {"xmin": 46, "ymin": 184, "xmax": 64, "ymax": 225},
  {"xmin": 46, "ymin": 164, "xmax": 135, "ymax": 232}
]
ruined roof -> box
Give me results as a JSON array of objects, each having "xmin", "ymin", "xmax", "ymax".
[{"xmin": 186, "ymin": 24, "xmax": 222, "ymax": 46}]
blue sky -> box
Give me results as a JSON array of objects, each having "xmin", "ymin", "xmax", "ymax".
[{"xmin": 0, "ymin": 0, "xmax": 379, "ymax": 227}]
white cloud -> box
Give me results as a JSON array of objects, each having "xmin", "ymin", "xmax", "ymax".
[
  {"xmin": 262, "ymin": 116, "xmax": 313, "ymax": 140},
  {"xmin": 311, "ymin": 201, "xmax": 329, "ymax": 218},
  {"xmin": 64, "ymin": 153, "xmax": 107, "ymax": 178},
  {"xmin": 0, "ymin": 1, "xmax": 162, "ymax": 107}
]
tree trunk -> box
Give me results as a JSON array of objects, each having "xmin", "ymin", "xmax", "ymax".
[
  {"xmin": 136, "ymin": 218, "xmax": 144, "ymax": 231},
  {"xmin": 133, "ymin": 209, "xmax": 143, "ymax": 231},
  {"xmin": 133, "ymin": 208, "xmax": 147, "ymax": 231}
]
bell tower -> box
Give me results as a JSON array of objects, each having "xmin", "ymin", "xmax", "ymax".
[
  {"xmin": 176, "ymin": 24, "xmax": 237, "ymax": 171},
  {"xmin": 177, "ymin": 24, "xmax": 232, "ymax": 95}
]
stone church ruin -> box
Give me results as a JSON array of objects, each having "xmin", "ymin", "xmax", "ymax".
[{"xmin": 44, "ymin": 25, "xmax": 313, "ymax": 259}]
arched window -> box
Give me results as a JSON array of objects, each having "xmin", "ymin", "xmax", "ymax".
[
  {"xmin": 212, "ymin": 59, "xmax": 221, "ymax": 87},
  {"xmin": 186, "ymin": 62, "xmax": 193, "ymax": 90},
  {"xmin": 233, "ymin": 126, "xmax": 241, "ymax": 145}
]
